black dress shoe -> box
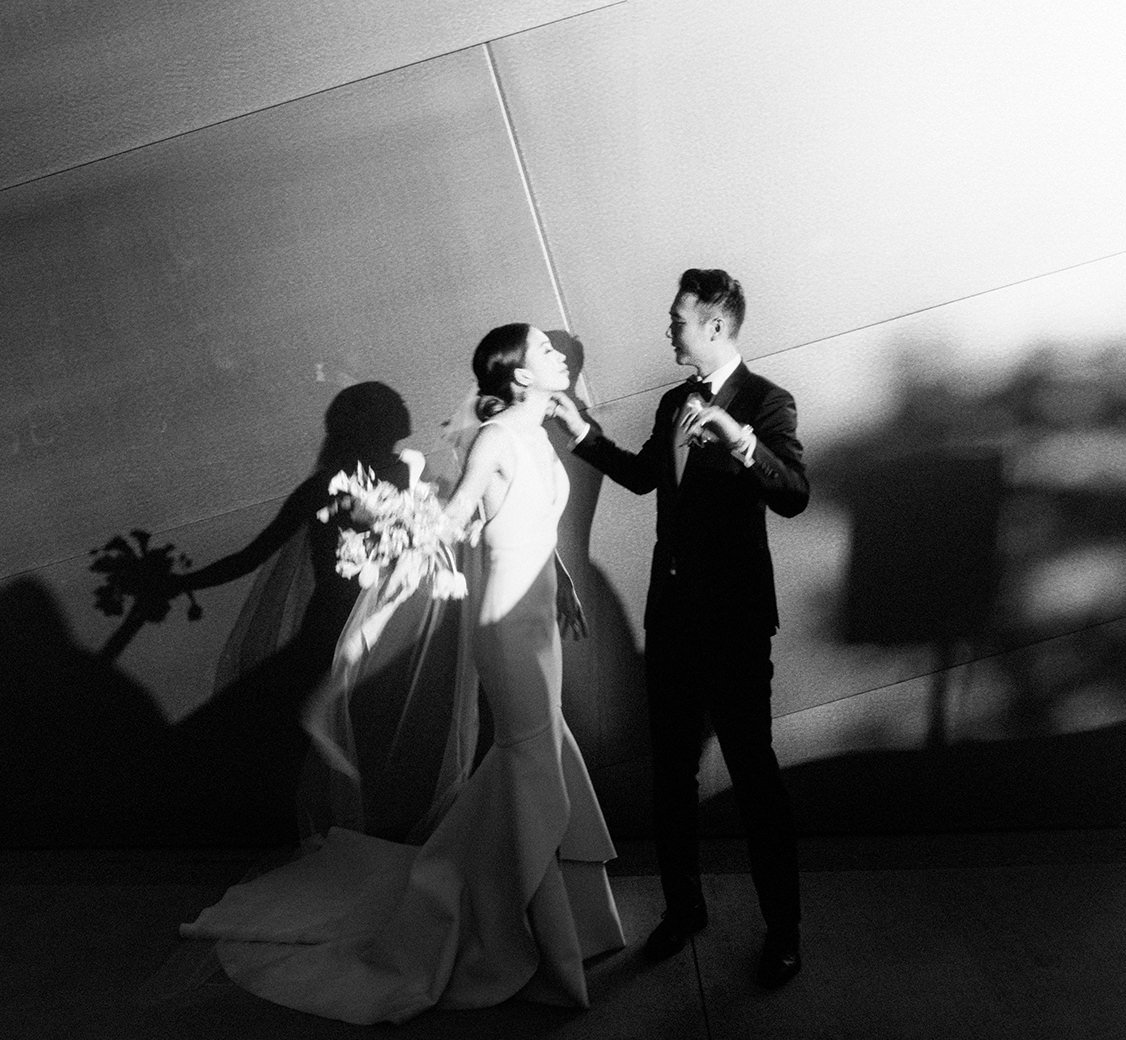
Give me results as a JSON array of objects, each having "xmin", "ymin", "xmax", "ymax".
[
  {"xmin": 642, "ymin": 904, "xmax": 708, "ymax": 961},
  {"xmin": 756, "ymin": 928, "xmax": 801, "ymax": 989}
]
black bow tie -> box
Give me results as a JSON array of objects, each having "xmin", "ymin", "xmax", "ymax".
[{"xmin": 689, "ymin": 378, "xmax": 713, "ymax": 402}]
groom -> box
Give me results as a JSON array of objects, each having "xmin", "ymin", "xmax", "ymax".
[{"xmin": 552, "ymin": 268, "xmax": 809, "ymax": 988}]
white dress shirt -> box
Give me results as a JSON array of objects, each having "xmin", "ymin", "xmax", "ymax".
[{"xmin": 697, "ymin": 356, "xmax": 757, "ymax": 466}]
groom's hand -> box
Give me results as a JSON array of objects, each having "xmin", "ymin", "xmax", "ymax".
[
  {"xmin": 548, "ymin": 392, "xmax": 588, "ymax": 441},
  {"xmin": 681, "ymin": 402, "xmax": 742, "ymax": 448}
]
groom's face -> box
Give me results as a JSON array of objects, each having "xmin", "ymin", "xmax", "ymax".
[{"xmin": 667, "ymin": 293, "xmax": 714, "ymax": 371}]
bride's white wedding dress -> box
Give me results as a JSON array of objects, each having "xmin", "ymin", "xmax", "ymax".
[{"xmin": 180, "ymin": 418, "xmax": 624, "ymax": 1024}]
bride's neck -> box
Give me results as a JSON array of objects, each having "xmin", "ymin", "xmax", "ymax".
[{"xmin": 503, "ymin": 391, "xmax": 550, "ymax": 428}]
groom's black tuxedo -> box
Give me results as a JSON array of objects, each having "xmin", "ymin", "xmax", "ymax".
[{"xmin": 573, "ymin": 361, "xmax": 809, "ymax": 931}]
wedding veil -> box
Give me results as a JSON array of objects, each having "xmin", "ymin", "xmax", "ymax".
[
  {"xmin": 296, "ymin": 386, "xmax": 486, "ymax": 848},
  {"xmin": 136, "ymin": 389, "xmax": 487, "ymax": 1007}
]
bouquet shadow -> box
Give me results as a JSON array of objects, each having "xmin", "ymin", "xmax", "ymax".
[{"xmin": 91, "ymin": 382, "xmax": 416, "ymax": 845}]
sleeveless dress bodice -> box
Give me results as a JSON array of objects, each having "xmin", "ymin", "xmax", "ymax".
[{"xmin": 476, "ymin": 419, "xmax": 569, "ymax": 629}]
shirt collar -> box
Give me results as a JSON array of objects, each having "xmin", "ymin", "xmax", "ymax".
[{"xmin": 700, "ymin": 355, "xmax": 742, "ymax": 395}]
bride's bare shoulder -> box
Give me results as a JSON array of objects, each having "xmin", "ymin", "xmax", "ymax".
[{"xmin": 468, "ymin": 421, "xmax": 517, "ymax": 470}]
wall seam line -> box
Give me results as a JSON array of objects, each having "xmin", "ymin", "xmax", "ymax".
[
  {"xmin": 772, "ymin": 611, "xmax": 1126, "ymax": 720},
  {"xmin": 0, "ymin": 2, "xmax": 628, "ymax": 194},
  {"xmin": 483, "ymin": 42, "xmax": 573, "ymax": 338},
  {"xmin": 756, "ymin": 248, "xmax": 1126, "ymax": 363}
]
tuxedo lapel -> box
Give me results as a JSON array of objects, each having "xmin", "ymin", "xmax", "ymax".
[
  {"xmin": 712, "ymin": 362, "xmax": 749, "ymax": 414},
  {"xmin": 671, "ymin": 381, "xmax": 698, "ymax": 485}
]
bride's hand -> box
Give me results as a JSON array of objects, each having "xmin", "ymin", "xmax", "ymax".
[
  {"xmin": 339, "ymin": 494, "xmax": 377, "ymax": 529},
  {"xmin": 556, "ymin": 580, "xmax": 589, "ymax": 641}
]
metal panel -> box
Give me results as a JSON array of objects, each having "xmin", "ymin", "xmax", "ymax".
[
  {"xmin": 492, "ymin": 0, "xmax": 1126, "ymax": 402},
  {"xmin": 1, "ymin": 47, "xmax": 564, "ymax": 575},
  {"xmin": 0, "ymin": 0, "xmax": 623, "ymax": 185}
]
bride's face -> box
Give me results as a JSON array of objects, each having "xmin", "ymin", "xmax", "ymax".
[{"xmin": 516, "ymin": 328, "xmax": 570, "ymax": 393}]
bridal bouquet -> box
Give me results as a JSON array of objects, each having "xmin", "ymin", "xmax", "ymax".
[{"xmin": 317, "ymin": 450, "xmax": 479, "ymax": 600}]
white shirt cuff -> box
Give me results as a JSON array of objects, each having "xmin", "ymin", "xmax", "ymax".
[{"xmin": 569, "ymin": 422, "xmax": 591, "ymax": 450}]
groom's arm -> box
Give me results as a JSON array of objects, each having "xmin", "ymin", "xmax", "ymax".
[
  {"xmin": 571, "ymin": 407, "xmax": 666, "ymax": 496},
  {"xmin": 743, "ymin": 387, "xmax": 810, "ymax": 519},
  {"xmin": 552, "ymin": 390, "xmax": 664, "ymax": 495}
]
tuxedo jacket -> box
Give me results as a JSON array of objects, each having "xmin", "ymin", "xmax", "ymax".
[{"xmin": 573, "ymin": 363, "xmax": 809, "ymax": 635}]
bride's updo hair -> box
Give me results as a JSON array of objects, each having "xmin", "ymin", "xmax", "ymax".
[{"xmin": 472, "ymin": 322, "xmax": 532, "ymax": 420}]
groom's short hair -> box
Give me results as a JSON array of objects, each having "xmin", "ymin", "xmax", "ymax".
[{"xmin": 678, "ymin": 268, "xmax": 745, "ymax": 337}]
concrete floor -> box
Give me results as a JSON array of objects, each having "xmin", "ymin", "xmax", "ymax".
[{"xmin": 3, "ymin": 831, "xmax": 1124, "ymax": 1040}]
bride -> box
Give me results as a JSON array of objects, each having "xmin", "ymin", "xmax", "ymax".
[{"xmin": 180, "ymin": 323, "xmax": 625, "ymax": 1024}]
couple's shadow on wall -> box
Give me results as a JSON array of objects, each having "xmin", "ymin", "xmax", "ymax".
[
  {"xmin": 0, "ymin": 578, "xmax": 167, "ymax": 845},
  {"xmin": 0, "ymin": 382, "xmax": 415, "ymax": 846},
  {"xmin": 2, "ymin": 359, "xmax": 649, "ymax": 847},
  {"xmin": 148, "ymin": 381, "xmax": 417, "ymax": 844},
  {"xmin": 145, "ymin": 342, "xmax": 648, "ymax": 845}
]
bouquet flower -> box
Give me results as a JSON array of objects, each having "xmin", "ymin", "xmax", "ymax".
[{"xmin": 317, "ymin": 450, "xmax": 479, "ymax": 600}]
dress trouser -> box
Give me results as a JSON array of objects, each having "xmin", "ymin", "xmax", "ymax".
[{"xmin": 644, "ymin": 596, "xmax": 800, "ymax": 932}]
